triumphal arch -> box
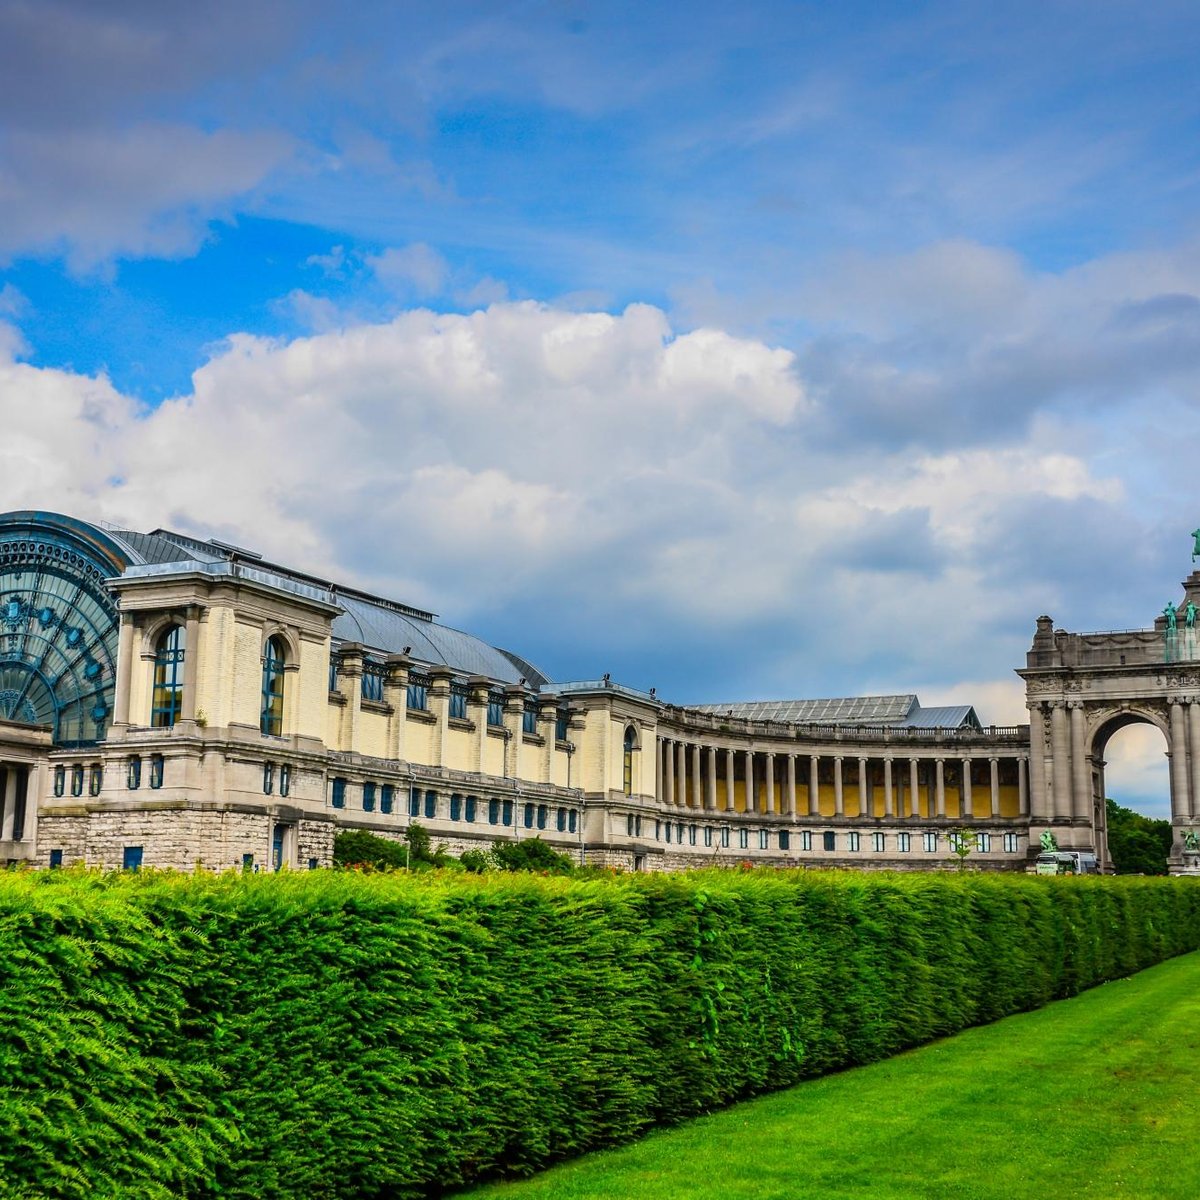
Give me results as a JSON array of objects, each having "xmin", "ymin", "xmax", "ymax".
[{"xmin": 1019, "ymin": 553, "xmax": 1200, "ymax": 874}]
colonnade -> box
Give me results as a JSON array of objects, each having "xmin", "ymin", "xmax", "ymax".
[
  {"xmin": 654, "ymin": 737, "xmax": 1028, "ymax": 820},
  {"xmin": 0, "ymin": 763, "xmax": 31, "ymax": 842}
]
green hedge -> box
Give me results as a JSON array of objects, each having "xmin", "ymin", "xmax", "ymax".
[{"xmin": 1, "ymin": 870, "xmax": 1198, "ymax": 1198}]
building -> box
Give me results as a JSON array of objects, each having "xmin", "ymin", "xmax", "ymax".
[{"xmin": 2, "ymin": 507, "xmax": 1196, "ymax": 873}]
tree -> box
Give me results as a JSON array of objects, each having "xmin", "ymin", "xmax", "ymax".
[
  {"xmin": 332, "ymin": 829, "xmax": 408, "ymax": 870},
  {"xmin": 1106, "ymin": 798, "xmax": 1172, "ymax": 875},
  {"xmin": 946, "ymin": 826, "xmax": 978, "ymax": 871},
  {"xmin": 491, "ymin": 837, "xmax": 575, "ymax": 874}
]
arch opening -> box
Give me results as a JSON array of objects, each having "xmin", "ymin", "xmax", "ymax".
[{"xmin": 1093, "ymin": 716, "xmax": 1172, "ymax": 875}]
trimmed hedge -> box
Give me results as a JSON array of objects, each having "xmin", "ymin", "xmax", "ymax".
[{"xmin": 1, "ymin": 870, "xmax": 1198, "ymax": 1198}]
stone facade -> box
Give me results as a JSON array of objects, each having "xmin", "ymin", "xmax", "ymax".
[{"xmin": 12, "ymin": 509, "xmax": 1195, "ymax": 876}]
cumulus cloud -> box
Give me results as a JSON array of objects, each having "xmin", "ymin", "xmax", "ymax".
[{"xmin": 0, "ymin": 297, "xmax": 1153, "ymax": 730}]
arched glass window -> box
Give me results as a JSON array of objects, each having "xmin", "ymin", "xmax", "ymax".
[
  {"xmin": 261, "ymin": 636, "xmax": 286, "ymax": 736},
  {"xmin": 151, "ymin": 624, "xmax": 186, "ymax": 728},
  {"xmin": 623, "ymin": 726, "xmax": 636, "ymax": 796}
]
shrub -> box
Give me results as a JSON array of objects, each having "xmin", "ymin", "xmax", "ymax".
[{"xmin": 0, "ymin": 869, "xmax": 1197, "ymax": 1198}]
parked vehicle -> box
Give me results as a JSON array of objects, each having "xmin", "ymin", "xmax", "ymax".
[{"xmin": 1034, "ymin": 851, "xmax": 1099, "ymax": 875}]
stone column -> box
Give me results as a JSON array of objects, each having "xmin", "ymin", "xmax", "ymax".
[
  {"xmin": 1188, "ymin": 701, "xmax": 1200, "ymax": 822},
  {"xmin": 910, "ymin": 758, "xmax": 920, "ymax": 818},
  {"xmin": 809, "ymin": 755, "xmax": 820, "ymax": 816},
  {"xmin": 181, "ymin": 606, "xmax": 202, "ymax": 722},
  {"xmin": 725, "ymin": 748, "xmax": 735, "ymax": 813},
  {"xmin": 339, "ymin": 643, "xmax": 365, "ymax": 753},
  {"xmin": 655, "ymin": 739, "xmax": 665, "ymax": 804},
  {"xmin": 1017, "ymin": 755, "xmax": 1028, "ymax": 816},
  {"xmin": 1025, "ymin": 704, "xmax": 1048, "ymax": 820},
  {"xmin": 883, "ymin": 757, "xmax": 894, "ymax": 817},
  {"xmin": 744, "ymin": 750, "xmax": 755, "ymax": 814},
  {"xmin": 112, "ymin": 612, "xmax": 135, "ymax": 728},
  {"xmin": 0, "ymin": 767, "xmax": 14, "ymax": 840},
  {"xmin": 785, "ymin": 755, "xmax": 796, "ymax": 817},
  {"xmin": 691, "ymin": 743, "xmax": 703, "ymax": 810},
  {"xmin": 467, "ymin": 677, "xmax": 489, "ymax": 775},
  {"xmin": 857, "ymin": 756, "xmax": 869, "ymax": 818},
  {"xmin": 935, "ymin": 758, "xmax": 946, "ymax": 818},
  {"xmin": 764, "ymin": 752, "xmax": 776, "ymax": 815},
  {"xmin": 833, "ymin": 756, "xmax": 844, "ymax": 817},
  {"xmin": 989, "ymin": 756, "xmax": 1000, "ymax": 818},
  {"xmin": 665, "ymin": 738, "xmax": 675, "ymax": 806},
  {"xmin": 705, "ymin": 746, "xmax": 717, "ymax": 811},
  {"xmin": 1169, "ymin": 701, "xmax": 1190, "ymax": 825},
  {"xmin": 676, "ymin": 741, "xmax": 688, "ymax": 808},
  {"xmin": 1069, "ymin": 701, "xmax": 1090, "ymax": 822},
  {"xmin": 1050, "ymin": 702, "xmax": 1071, "ymax": 821},
  {"xmin": 961, "ymin": 757, "xmax": 973, "ymax": 818},
  {"xmin": 384, "ymin": 654, "xmax": 410, "ymax": 762}
]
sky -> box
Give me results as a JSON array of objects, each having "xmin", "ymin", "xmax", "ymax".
[{"xmin": 2, "ymin": 0, "xmax": 1199, "ymax": 815}]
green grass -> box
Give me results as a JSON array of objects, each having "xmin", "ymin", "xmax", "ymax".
[{"xmin": 462, "ymin": 951, "xmax": 1200, "ymax": 1200}]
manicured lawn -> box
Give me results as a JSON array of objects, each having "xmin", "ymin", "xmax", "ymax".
[{"xmin": 462, "ymin": 951, "xmax": 1200, "ymax": 1199}]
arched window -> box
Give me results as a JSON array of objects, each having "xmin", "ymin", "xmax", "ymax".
[
  {"xmin": 151, "ymin": 624, "xmax": 186, "ymax": 728},
  {"xmin": 623, "ymin": 726, "xmax": 637, "ymax": 796},
  {"xmin": 261, "ymin": 636, "xmax": 286, "ymax": 736}
]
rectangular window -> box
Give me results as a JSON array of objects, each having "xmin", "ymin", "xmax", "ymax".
[
  {"xmin": 689, "ymin": 825, "xmax": 697, "ymax": 846},
  {"xmin": 380, "ymin": 783, "xmax": 394, "ymax": 814},
  {"xmin": 488, "ymin": 695, "xmax": 505, "ymax": 726},
  {"xmin": 331, "ymin": 777, "xmax": 346, "ymax": 808},
  {"xmin": 555, "ymin": 709, "xmax": 569, "ymax": 740},
  {"xmin": 465, "ymin": 796, "xmax": 477, "ymax": 823},
  {"xmin": 90, "ymin": 763, "xmax": 104, "ymax": 796},
  {"xmin": 738, "ymin": 828, "xmax": 749, "ymax": 849},
  {"xmin": 923, "ymin": 832, "xmax": 939, "ymax": 853},
  {"xmin": 424, "ymin": 791, "xmax": 437, "ymax": 819},
  {"xmin": 704, "ymin": 826, "xmax": 713, "ymax": 847},
  {"xmin": 524, "ymin": 803, "xmax": 534, "ymax": 829},
  {"xmin": 53, "ymin": 765, "xmax": 65, "ymax": 797},
  {"xmin": 1004, "ymin": 832, "xmax": 1019, "ymax": 853},
  {"xmin": 664, "ymin": 822, "xmax": 672, "ymax": 843},
  {"xmin": 407, "ymin": 676, "xmax": 429, "ymax": 711},
  {"xmin": 822, "ymin": 831, "xmax": 836, "ymax": 851},
  {"xmin": 361, "ymin": 668, "xmax": 385, "ymax": 703},
  {"xmin": 328, "ymin": 656, "xmax": 339, "ymax": 693},
  {"xmin": 409, "ymin": 787, "xmax": 421, "ymax": 817},
  {"xmin": 263, "ymin": 762, "xmax": 274, "ymax": 795},
  {"xmin": 488, "ymin": 798, "xmax": 499, "ymax": 825},
  {"xmin": 450, "ymin": 794, "xmax": 462, "ymax": 821},
  {"xmin": 721, "ymin": 826, "xmax": 730, "ymax": 848},
  {"xmin": 362, "ymin": 781, "xmax": 376, "ymax": 812},
  {"xmin": 71, "ymin": 764, "xmax": 84, "ymax": 797},
  {"xmin": 871, "ymin": 831, "xmax": 885, "ymax": 853},
  {"xmin": 502, "ymin": 799, "xmax": 513, "ymax": 826},
  {"xmin": 848, "ymin": 831, "xmax": 861, "ymax": 852},
  {"xmin": 568, "ymin": 809, "xmax": 577, "ymax": 833},
  {"xmin": 523, "ymin": 706, "xmax": 538, "ymax": 735},
  {"xmin": 758, "ymin": 828, "xmax": 768, "ymax": 850},
  {"xmin": 122, "ymin": 846, "xmax": 143, "ymax": 871},
  {"xmin": 801, "ymin": 830, "xmax": 812, "ymax": 851},
  {"xmin": 778, "ymin": 830, "xmax": 790, "ymax": 850},
  {"xmin": 626, "ymin": 813, "xmax": 634, "ymax": 837},
  {"xmin": 978, "ymin": 832, "xmax": 991, "ymax": 852},
  {"xmin": 279, "ymin": 764, "xmax": 291, "ymax": 798},
  {"xmin": 242, "ymin": 853, "xmax": 255, "ymax": 871},
  {"xmin": 126, "ymin": 756, "xmax": 142, "ymax": 792},
  {"xmin": 149, "ymin": 755, "xmax": 164, "ymax": 790},
  {"xmin": 897, "ymin": 832, "xmax": 911, "ymax": 852},
  {"xmin": 449, "ymin": 684, "xmax": 468, "ymax": 720},
  {"xmin": 307, "ymin": 858, "xmax": 318, "ymax": 870},
  {"xmin": 49, "ymin": 849, "xmax": 63, "ymax": 868},
  {"xmin": 537, "ymin": 804, "xmax": 547, "ymax": 830},
  {"xmin": 557, "ymin": 807, "xmax": 567, "ymax": 832}
]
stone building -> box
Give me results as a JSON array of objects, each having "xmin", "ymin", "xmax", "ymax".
[{"xmin": 1, "ymin": 508, "xmax": 1192, "ymax": 873}]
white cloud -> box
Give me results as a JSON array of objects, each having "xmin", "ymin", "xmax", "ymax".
[
  {"xmin": 367, "ymin": 243, "xmax": 450, "ymax": 297},
  {"xmin": 0, "ymin": 123, "xmax": 295, "ymax": 268}
]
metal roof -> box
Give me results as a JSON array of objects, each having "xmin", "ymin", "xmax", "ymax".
[
  {"xmin": 694, "ymin": 695, "xmax": 918, "ymax": 724},
  {"xmin": 691, "ymin": 695, "xmax": 983, "ymax": 729}
]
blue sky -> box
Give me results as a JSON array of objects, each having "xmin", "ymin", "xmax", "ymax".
[{"xmin": 3, "ymin": 0, "xmax": 1200, "ymax": 814}]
